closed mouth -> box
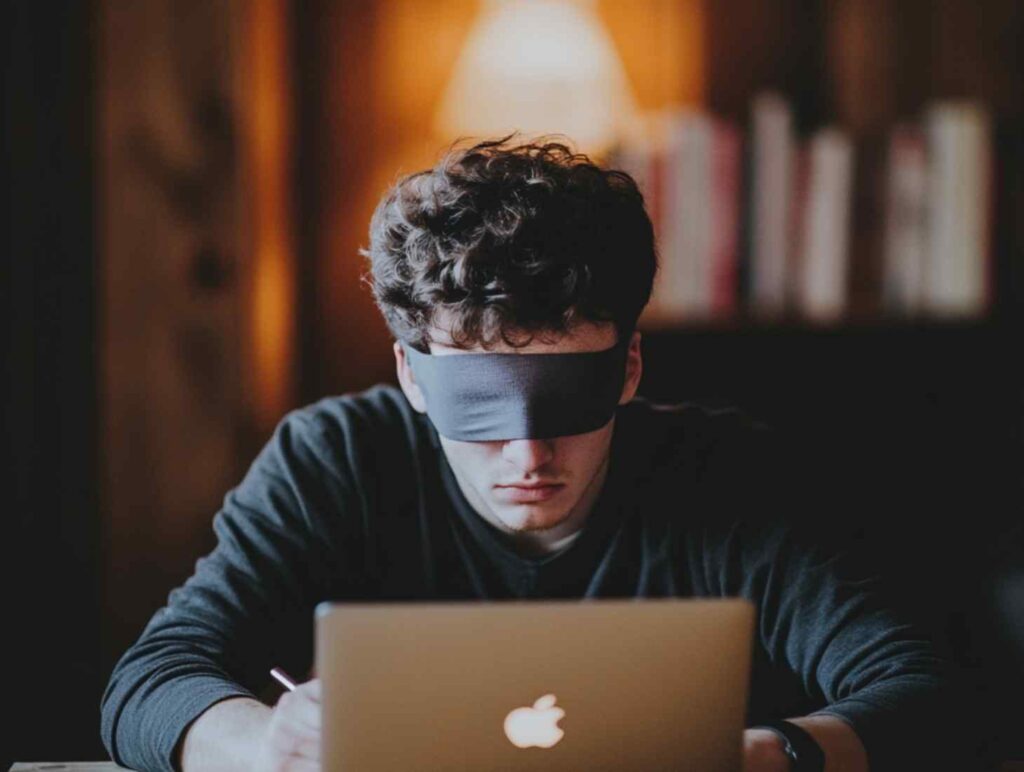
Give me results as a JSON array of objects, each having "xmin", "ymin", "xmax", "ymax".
[{"xmin": 497, "ymin": 482, "xmax": 563, "ymax": 489}]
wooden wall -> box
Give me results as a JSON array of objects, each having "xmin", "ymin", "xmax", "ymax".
[{"xmin": 97, "ymin": 0, "xmax": 297, "ymax": 667}]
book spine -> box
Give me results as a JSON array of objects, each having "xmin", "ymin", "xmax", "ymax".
[
  {"xmin": 649, "ymin": 111, "xmax": 685, "ymax": 323},
  {"xmin": 750, "ymin": 92, "xmax": 794, "ymax": 319},
  {"xmin": 711, "ymin": 120, "xmax": 741, "ymax": 318},
  {"xmin": 789, "ymin": 141, "xmax": 810, "ymax": 314},
  {"xmin": 686, "ymin": 113, "xmax": 714, "ymax": 319},
  {"xmin": 614, "ymin": 114, "xmax": 667, "ymax": 326},
  {"xmin": 797, "ymin": 128, "xmax": 854, "ymax": 322},
  {"xmin": 882, "ymin": 125, "xmax": 928, "ymax": 316},
  {"xmin": 924, "ymin": 102, "xmax": 992, "ymax": 318},
  {"xmin": 659, "ymin": 109, "xmax": 713, "ymax": 321}
]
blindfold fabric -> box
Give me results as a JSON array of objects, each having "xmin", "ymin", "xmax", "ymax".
[{"xmin": 401, "ymin": 335, "xmax": 630, "ymax": 441}]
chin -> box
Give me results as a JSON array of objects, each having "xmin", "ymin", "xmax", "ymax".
[{"xmin": 494, "ymin": 504, "xmax": 570, "ymax": 533}]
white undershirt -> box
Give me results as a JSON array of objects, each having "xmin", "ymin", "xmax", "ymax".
[{"xmin": 542, "ymin": 527, "xmax": 584, "ymax": 555}]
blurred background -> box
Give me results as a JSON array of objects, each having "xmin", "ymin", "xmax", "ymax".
[{"xmin": 5, "ymin": 0, "xmax": 1023, "ymax": 765}]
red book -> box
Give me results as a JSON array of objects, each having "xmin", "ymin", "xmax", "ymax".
[
  {"xmin": 710, "ymin": 121, "xmax": 741, "ymax": 318},
  {"xmin": 882, "ymin": 125, "xmax": 928, "ymax": 315}
]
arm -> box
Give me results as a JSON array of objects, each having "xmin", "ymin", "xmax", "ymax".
[
  {"xmin": 743, "ymin": 714, "xmax": 868, "ymax": 772},
  {"xmin": 100, "ymin": 408, "xmax": 362, "ymax": 772},
  {"xmin": 730, "ymin": 514, "xmax": 965, "ymax": 771},
  {"xmin": 787, "ymin": 714, "xmax": 868, "ymax": 771},
  {"xmin": 702, "ymin": 423, "xmax": 974, "ymax": 771},
  {"xmin": 176, "ymin": 696, "xmax": 272, "ymax": 771},
  {"xmin": 176, "ymin": 679, "xmax": 322, "ymax": 772}
]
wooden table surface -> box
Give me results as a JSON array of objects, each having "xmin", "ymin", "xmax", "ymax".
[
  {"xmin": 8, "ymin": 761, "xmax": 129, "ymax": 765},
  {"xmin": 10, "ymin": 762, "xmax": 1024, "ymax": 771}
]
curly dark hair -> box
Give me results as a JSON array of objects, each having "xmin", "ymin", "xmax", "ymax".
[{"xmin": 360, "ymin": 133, "xmax": 658, "ymax": 352}]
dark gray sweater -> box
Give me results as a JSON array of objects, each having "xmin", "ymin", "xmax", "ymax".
[{"xmin": 100, "ymin": 384, "xmax": 964, "ymax": 771}]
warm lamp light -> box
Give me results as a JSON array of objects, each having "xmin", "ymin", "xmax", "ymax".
[{"xmin": 435, "ymin": 0, "xmax": 638, "ymax": 155}]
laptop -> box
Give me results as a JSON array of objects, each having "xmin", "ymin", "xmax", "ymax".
[{"xmin": 315, "ymin": 598, "xmax": 754, "ymax": 771}]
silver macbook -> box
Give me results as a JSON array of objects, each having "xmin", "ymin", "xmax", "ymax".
[{"xmin": 315, "ymin": 598, "xmax": 754, "ymax": 771}]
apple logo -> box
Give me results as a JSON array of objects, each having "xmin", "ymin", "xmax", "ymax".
[{"xmin": 503, "ymin": 694, "xmax": 565, "ymax": 749}]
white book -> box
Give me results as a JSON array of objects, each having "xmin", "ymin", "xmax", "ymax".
[
  {"xmin": 796, "ymin": 128, "xmax": 854, "ymax": 322},
  {"xmin": 750, "ymin": 93, "xmax": 794, "ymax": 319},
  {"xmin": 882, "ymin": 126, "xmax": 928, "ymax": 316},
  {"xmin": 613, "ymin": 114, "xmax": 667, "ymax": 325},
  {"xmin": 658, "ymin": 109, "xmax": 713, "ymax": 321},
  {"xmin": 924, "ymin": 102, "xmax": 992, "ymax": 317}
]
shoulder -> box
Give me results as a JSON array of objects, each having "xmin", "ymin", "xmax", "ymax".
[
  {"xmin": 615, "ymin": 396, "xmax": 834, "ymax": 538},
  {"xmin": 286, "ymin": 382, "xmax": 421, "ymax": 434},
  {"xmin": 614, "ymin": 395, "xmax": 775, "ymax": 483},
  {"xmin": 269, "ymin": 383, "xmax": 431, "ymax": 475}
]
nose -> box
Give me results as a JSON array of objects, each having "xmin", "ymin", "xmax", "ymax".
[{"xmin": 501, "ymin": 438, "xmax": 555, "ymax": 474}]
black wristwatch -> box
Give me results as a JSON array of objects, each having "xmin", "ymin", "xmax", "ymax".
[{"xmin": 749, "ymin": 719, "xmax": 825, "ymax": 772}]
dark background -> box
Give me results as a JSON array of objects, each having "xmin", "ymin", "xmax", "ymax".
[{"xmin": 6, "ymin": 0, "xmax": 1022, "ymax": 767}]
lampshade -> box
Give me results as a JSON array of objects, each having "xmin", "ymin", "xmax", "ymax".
[{"xmin": 434, "ymin": 0, "xmax": 639, "ymax": 155}]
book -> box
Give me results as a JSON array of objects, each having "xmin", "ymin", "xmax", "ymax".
[
  {"xmin": 924, "ymin": 102, "xmax": 993, "ymax": 317},
  {"xmin": 882, "ymin": 125, "xmax": 928, "ymax": 316},
  {"xmin": 613, "ymin": 95, "xmax": 997, "ymax": 327},
  {"xmin": 795, "ymin": 127, "xmax": 854, "ymax": 322},
  {"xmin": 649, "ymin": 110, "xmax": 743, "ymax": 322},
  {"xmin": 609, "ymin": 112, "xmax": 670, "ymax": 323},
  {"xmin": 710, "ymin": 120, "xmax": 742, "ymax": 319},
  {"xmin": 749, "ymin": 92, "xmax": 795, "ymax": 319},
  {"xmin": 659, "ymin": 108, "xmax": 713, "ymax": 320}
]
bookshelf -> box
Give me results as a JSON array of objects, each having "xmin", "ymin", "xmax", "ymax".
[
  {"xmin": 608, "ymin": 93, "xmax": 1017, "ymax": 331},
  {"xmin": 627, "ymin": 0, "xmax": 1022, "ymax": 453},
  {"xmin": 631, "ymin": 2, "xmax": 1023, "ymax": 761}
]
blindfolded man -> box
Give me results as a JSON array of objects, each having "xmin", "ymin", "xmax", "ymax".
[{"xmin": 101, "ymin": 135, "xmax": 972, "ymax": 772}]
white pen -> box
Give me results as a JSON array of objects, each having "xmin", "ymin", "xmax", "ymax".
[{"xmin": 270, "ymin": 666, "xmax": 298, "ymax": 691}]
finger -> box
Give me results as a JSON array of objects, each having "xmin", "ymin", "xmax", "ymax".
[
  {"xmin": 275, "ymin": 708, "xmax": 320, "ymax": 735},
  {"xmin": 276, "ymin": 699, "xmax": 321, "ymax": 738},
  {"xmin": 278, "ymin": 693, "xmax": 321, "ymax": 732},
  {"xmin": 269, "ymin": 720, "xmax": 320, "ymax": 759},
  {"xmin": 286, "ymin": 731, "xmax": 320, "ymax": 760},
  {"xmin": 283, "ymin": 760, "xmax": 320, "ymax": 772},
  {"xmin": 297, "ymin": 678, "xmax": 321, "ymax": 700},
  {"xmin": 280, "ymin": 704, "xmax": 319, "ymax": 733}
]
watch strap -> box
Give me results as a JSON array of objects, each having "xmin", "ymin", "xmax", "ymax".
[{"xmin": 749, "ymin": 719, "xmax": 825, "ymax": 772}]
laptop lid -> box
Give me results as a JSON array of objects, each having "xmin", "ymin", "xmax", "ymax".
[{"xmin": 315, "ymin": 598, "xmax": 754, "ymax": 772}]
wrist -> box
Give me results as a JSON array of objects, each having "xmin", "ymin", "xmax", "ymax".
[
  {"xmin": 743, "ymin": 727, "xmax": 794, "ymax": 772},
  {"xmin": 178, "ymin": 696, "xmax": 272, "ymax": 772},
  {"xmin": 748, "ymin": 719, "xmax": 825, "ymax": 772}
]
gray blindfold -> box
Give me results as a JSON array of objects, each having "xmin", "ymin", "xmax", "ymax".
[{"xmin": 401, "ymin": 335, "xmax": 630, "ymax": 441}]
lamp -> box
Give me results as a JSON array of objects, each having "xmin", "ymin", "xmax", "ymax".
[{"xmin": 434, "ymin": 0, "xmax": 638, "ymax": 155}]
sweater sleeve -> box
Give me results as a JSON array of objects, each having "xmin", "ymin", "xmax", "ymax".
[
  {"xmin": 734, "ymin": 518, "xmax": 968, "ymax": 771},
  {"xmin": 99, "ymin": 406, "xmax": 361, "ymax": 772},
  {"xmin": 704, "ymin": 423, "xmax": 973, "ymax": 771}
]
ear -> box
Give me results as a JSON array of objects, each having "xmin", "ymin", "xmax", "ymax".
[
  {"xmin": 394, "ymin": 340, "xmax": 428, "ymax": 413},
  {"xmin": 618, "ymin": 331, "xmax": 643, "ymax": 405}
]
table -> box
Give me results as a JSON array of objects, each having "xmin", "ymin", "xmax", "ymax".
[
  {"xmin": 10, "ymin": 763, "xmax": 1024, "ymax": 771},
  {"xmin": 9, "ymin": 761, "xmax": 128, "ymax": 765}
]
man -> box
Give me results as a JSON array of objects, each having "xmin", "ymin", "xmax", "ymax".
[{"xmin": 101, "ymin": 135, "xmax": 966, "ymax": 772}]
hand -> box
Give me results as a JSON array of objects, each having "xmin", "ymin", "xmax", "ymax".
[
  {"xmin": 253, "ymin": 678, "xmax": 322, "ymax": 772},
  {"xmin": 742, "ymin": 727, "xmax": 792, "ymax": 772}
]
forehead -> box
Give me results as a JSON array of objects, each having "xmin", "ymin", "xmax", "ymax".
[{"xmin": 426, "ymin": 319, "xmax": 618, "ymax": 356}]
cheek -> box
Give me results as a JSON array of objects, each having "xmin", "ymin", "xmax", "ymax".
[
  {"xmin": 558, "ymin": 431, "xmax": 613, "ymax": 475},
  {"xmin": 443, "ymin": 439, "xmax": 501, "ymax": 478}
]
